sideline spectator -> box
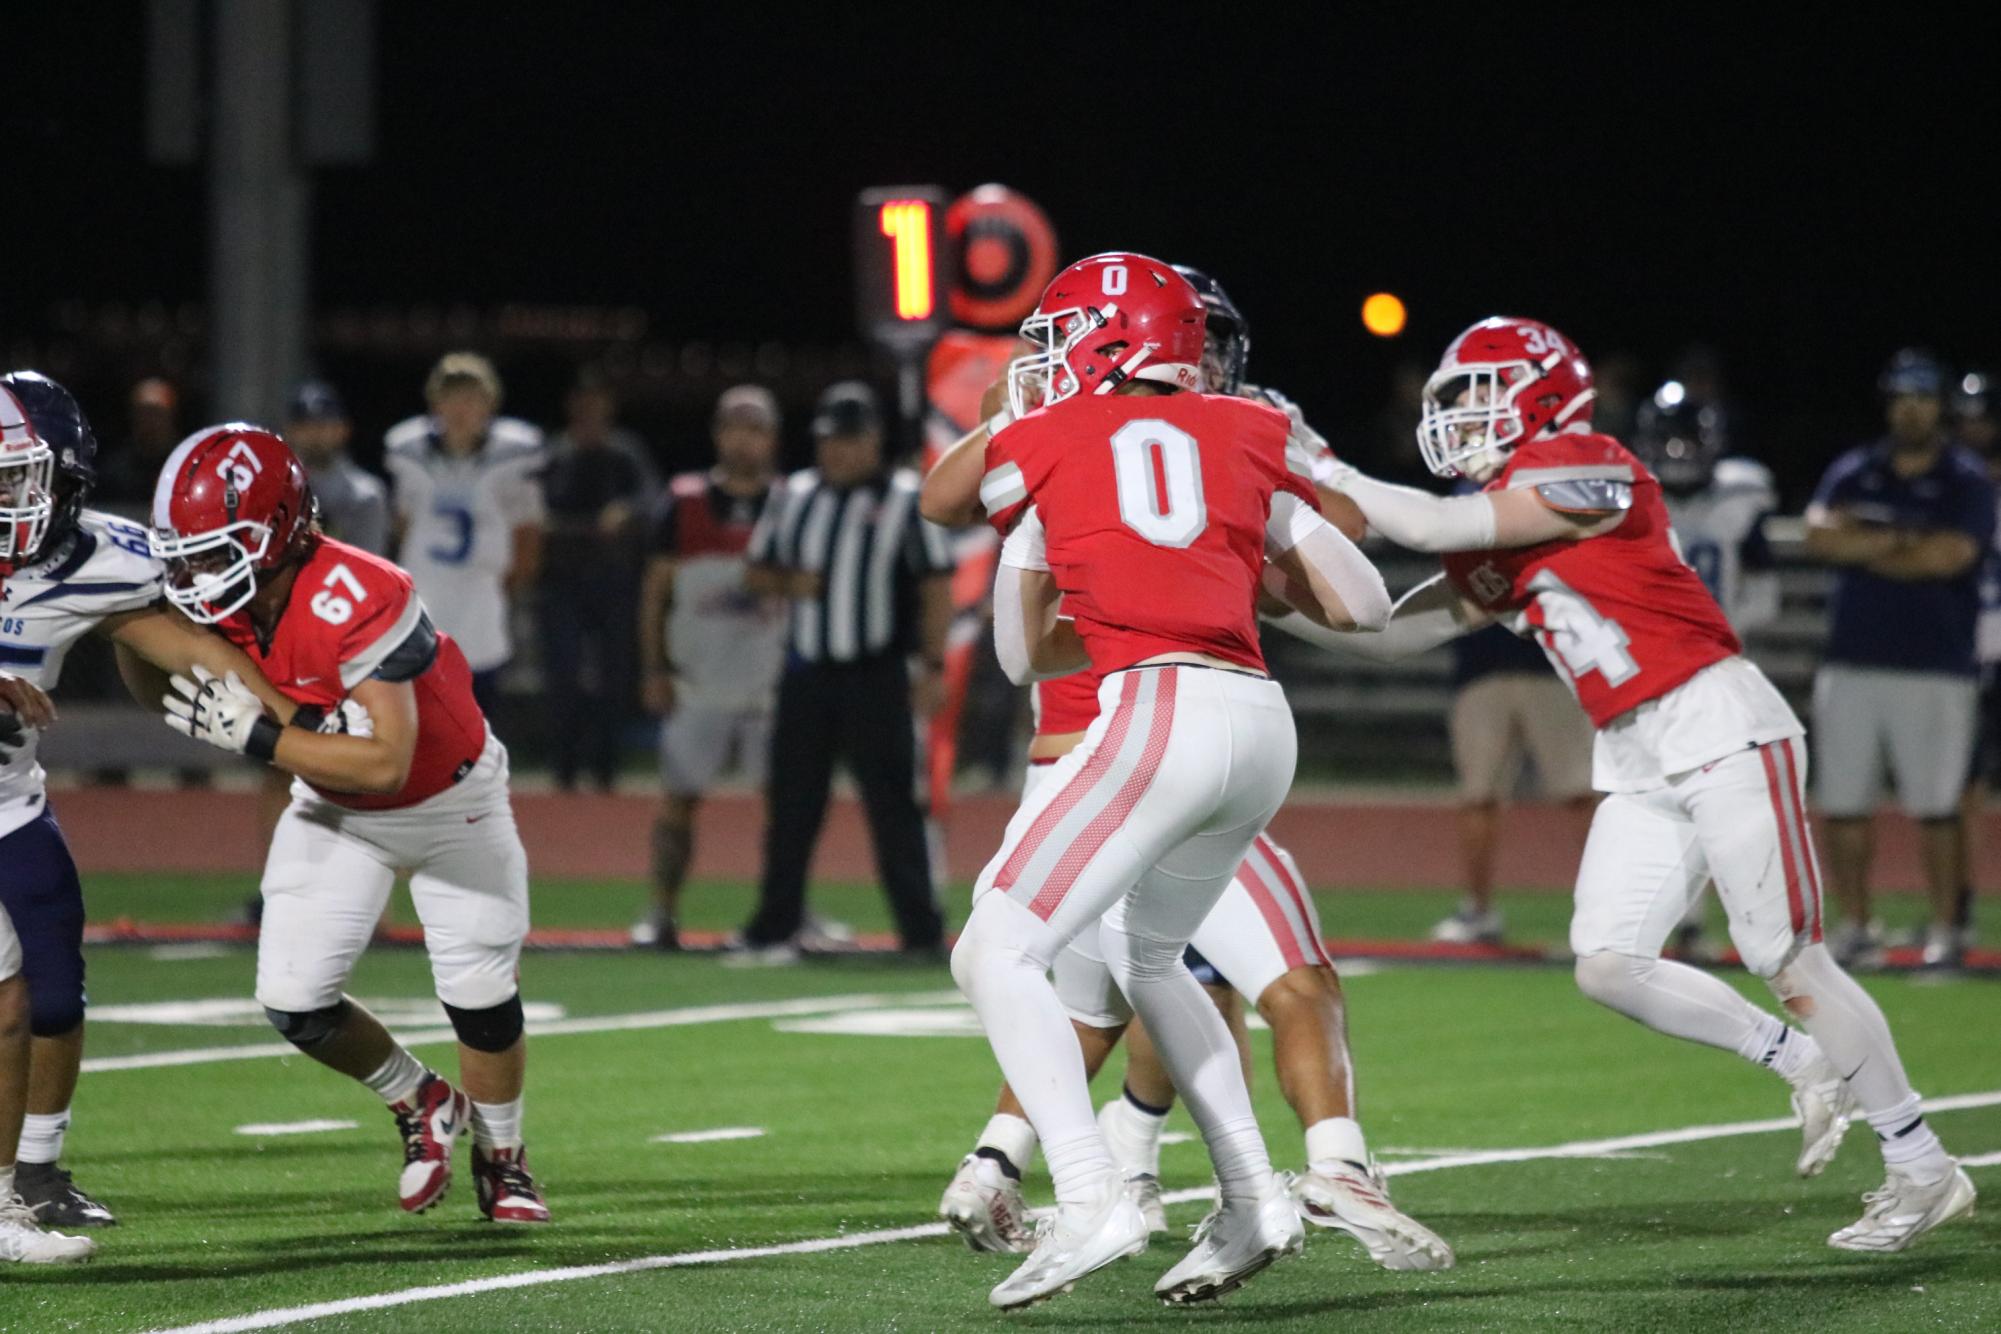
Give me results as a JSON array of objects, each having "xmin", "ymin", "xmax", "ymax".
[
  {"xmin": 538, "ymin": 370, "xmax": 655, "ymax": 792},
  {"xmin": 633, "ymin": 386, "xmax": 786, "ymax": 948},
  {"xmin": 385, "ymin": 353, "xmax": 545, "ymax": 715},
  {"xmin": 1804, "ymin": 349, "xmax": 1996, "ymax": 969},
  {"xmin": 1433, "ymin": 626, "xmax": 1594, "ymax": 946},
  {"xmin": 736, "ymin": 382, "xmax": 952, "ymax": 960},
  {"xmin": 94, "ymin": 377, "xmax": 182, "ymax": 518},
  {"xmin": 288, "ymin": 380, "xmax": 389, "ymax": 555}
]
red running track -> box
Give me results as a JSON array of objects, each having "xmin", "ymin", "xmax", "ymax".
[{"xmin": 48, "ymin": 785, "xmax": 1979, "ymax": 895}]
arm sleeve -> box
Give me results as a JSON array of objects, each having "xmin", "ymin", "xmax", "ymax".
[
  {"xmin": 1810, "ymin": 453, "xmax": 1857, "ymax": 511},
  {"xmin": 1951, "ymin": 472, "xmax": 1998, "ymax": 546},
  {"xmin": 999, "ymin": 507, "xmax": 1048, "ymax": 572},
  {"xmin": 1266, "ymin": 494, "xmax": 1392, "ymax": 631},
  {"xmin": 1267, "ymin": 572, "xmax": 1474, "ymax": 662},
  {"xmin": 1323, "ymin": 466, "xmax": 1500, "ymax": 552},
  {"xmin": 991, "ymin": 562, "xmax": 1073, "ymax": 685}
]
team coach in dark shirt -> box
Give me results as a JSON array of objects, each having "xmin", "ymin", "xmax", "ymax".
[{"xmin": 737, "ymin": 382, "xmax": 954, "ymax": 957}]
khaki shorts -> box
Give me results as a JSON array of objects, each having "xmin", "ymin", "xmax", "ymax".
[
  {"xmin": 1812, "ymin": 665, "xmax": 1978, "ymax": 819},
  {"xmin": 1450, "ymin": 672, "xmax": 1594, "ymax": 802}
]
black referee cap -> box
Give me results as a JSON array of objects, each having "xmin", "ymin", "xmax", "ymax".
[
  {"xmin": 812, "ymin": 381, "xmax": 882, "ymax": 438},
  {"xmin": 288, "ymin": 379, "xmax": 348, "ymax": 422}
]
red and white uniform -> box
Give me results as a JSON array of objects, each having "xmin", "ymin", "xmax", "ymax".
[
  {"xmin": 219, "ymin": 539, "xmax": 487, "ymax": 810},
  {"xmin": 968, "ymin": 393, "xmax": 1308, "ymax": 952},
  {"xmin": 983, "ymin": 393, "xmax": 1316, "ymax": 674},
  {"xmin": 238, "ymin": 538, "xmax": 528, "ymax": 1014},
  {"xmin": 1444, "ymin": 433, "xmax": 1816, "ymax": 975}
]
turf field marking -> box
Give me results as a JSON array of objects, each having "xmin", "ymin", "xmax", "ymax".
[
  {"xmin": 234, "ymin": 1119, "xmax": 360, "ymax": 1137},
  {"xmin": 138, "ymin": 1087, "xmax": 2001, "ymax": 1334},
  {"xmin": 81, "ymin": 990, "xmax": 965, "ymax": 1074},
  {"xmin": 1960, "ymin": 1150, "xmax": 2001, "ymax": 1168},
  {"xmin": 651, "ymin": 1127, "xmax": 767, "ymax": 1144}
]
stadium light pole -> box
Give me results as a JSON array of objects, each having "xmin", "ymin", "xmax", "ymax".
[{"xmin": 149, "ymin": 0, "xmax": 376, "ymax": 425}]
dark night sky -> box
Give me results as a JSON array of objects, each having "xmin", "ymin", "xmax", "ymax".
[{"xmin": 11, "ymin": 6, "xmax": 2001, "ymax": 487}]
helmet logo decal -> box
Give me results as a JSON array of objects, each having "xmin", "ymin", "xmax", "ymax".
[{"xmin": 218, "ymin": 439, "xmax": 265, "ymax": 493}]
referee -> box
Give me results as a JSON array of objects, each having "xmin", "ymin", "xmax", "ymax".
[{"xmin": 739, "ymin": 382, "xmax": 953, "ymax": 956}]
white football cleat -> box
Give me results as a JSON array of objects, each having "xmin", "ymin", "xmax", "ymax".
[
  {"xmin": 1155, "ymin": 1173, "xmax": 1304, "ymax": 1306},
  {"xmin": 1293, "ymin": 1162, "xmax": 1454, "ymax": 1271},
  {"xmin": 0, "ymin": 1194, "xmax": 95, "ymax": 1264},
  {"xmin": 987, "ymin": 1179, "xmax": 1148, "ymax": 1311},
  {"xmin": 1786, "ymin": 1052, "xmax": 1857, "ymax": 1178},
  {"xmin": 1828, "ymin": 1164, "xmax": 1977, "ymax": 1253},
  {"xmin": 938, "ymin": 1154, "xmax": 1033, "ymax": 1254},
  {"xmin": 1430, "ymin": 906, "xmax": 1504, "ymax": 946},
  {"xmin": 1127, "ymin": 1172, "xmax": 1168, "ymax": 1234}
]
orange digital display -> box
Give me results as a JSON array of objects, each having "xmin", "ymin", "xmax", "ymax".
[{"xmin": 879, "ymin": 200, "xmax": 935, "ymax": 321}]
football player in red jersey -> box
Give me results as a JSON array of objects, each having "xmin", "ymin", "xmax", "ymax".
[
  {"xmin": 931, "ymin": 271, "xmax": 1449, "ymax": 1274},
  {"xmin": 146, "ymin": 425, "xmax": 548, "ymax": 1224},
  {"xmin": 1293, "ymin": 317, "xmax": 1974, "ymax": 1253},
  {"xmin": 943, "ymin": 254, "xmax": 1391, "ymax": 1309}
]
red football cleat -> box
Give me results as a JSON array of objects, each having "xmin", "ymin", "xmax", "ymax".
[
  {"xmin": 473, "ymin": 1146, "xmax": 550, "ymax": 1224},
  {"xmin": 391, "ymin": 1074, "xmax": 471, "ymax": 1214}
]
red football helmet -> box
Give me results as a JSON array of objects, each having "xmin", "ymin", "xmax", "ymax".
[
  {"xmin": 1006, "ymin": 253, "xmax": 1205, "ymax": 418},
  {"xmin": 1417, "ymin": 317, "xmax": 1596, "ymax": 480},
  {"xmin": 0, "ymin": 385, "xmax": 56, "ymax": 573},
  {"xmin": 149, "ymin": 424, "xmax": 315, "ymax": 623}
]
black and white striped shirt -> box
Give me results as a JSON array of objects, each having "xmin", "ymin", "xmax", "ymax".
[{"xmin": 748, "ymin": 466, "xmax": 955, "ymax": 664}]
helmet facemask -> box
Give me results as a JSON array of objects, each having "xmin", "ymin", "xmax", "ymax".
[
  {"xmin": 149, "ymin": 520, "xmax": 272, "ymax": 624},
  {"xmin": 0, "ymin": 444, "xmax": 55, "ymax": 570},
  {"xmin": 1007, "ymin": 304, "xmax": 1103, "ymax": 418}
]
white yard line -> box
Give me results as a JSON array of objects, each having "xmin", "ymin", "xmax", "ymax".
[
  {"xmin": 140, "ymin": 1087, "xmax": 2001, "ymax": 1334},
  {"xmin": 80, "ymin": 991, "xmax": 966, "ymax": 1074},
  {"xmin": 234, "ymin": 1120, "xmax": 359, "ymax": 1137},
  {"xmin": 651, "ymin": 1127, "xmax": 767, "ymax": 1144}
]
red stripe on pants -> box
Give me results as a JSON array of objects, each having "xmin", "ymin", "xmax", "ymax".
[
  {"xmin": 996, "ymin": 674, "xmax": 1138, "ymax": 893},
  {"xmin": 1028, "ymin": 670, "xmax": 1179, "ymax": 922},
  {"xmin": 1236, "ymin": 856, "xmax": 1309, "ymax": 971},
  {"xmin": 1760, "ymin": 743, "xmax": 1807, "ymax": 936},
  {"xmin": 1256, "ymin": 834, "xmax": 1331, "ymax": 968},
  {"xmin": 1778, "ymin": 738, "xmax": 1824, "ymax": 943}
]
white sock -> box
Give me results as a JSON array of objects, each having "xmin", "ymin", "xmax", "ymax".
[
  {"xmin": 1305, "ymin": 1116, "xmax": 1370, "ymax": 1171},
  {"xmin": 951, "ymin": 897, "xmax": 1117, "ymax": 1209},
  {"xmin": 1739, "ymin": 1013, "xmax": 1820, "ymax": 1082},
  {"xmin": 472, "ymin": 1098, "xmax": 524, "ymax": 1153},
  {"xmin": 1099, "ymin": 1092, "xmax": 1167, "ymax": 1178},
  {"xmin": 1865, "ymin": 1095, "xmax": 1952, "ymax": 1182},
  {"xmin": 0, "ymin": 1165, "xmax": 13, "ymax": 1200},
  {"xmin": 17, "ymin": 1109, "xmax": 70, "ymax": 1165},
  {"xmin": 362, "ymin": 1047, "xmax": 427, "ymax": 1107},
  {"xmin": 974, "ymin": 1113, "xmax": 1037, "ymax": 1178}
]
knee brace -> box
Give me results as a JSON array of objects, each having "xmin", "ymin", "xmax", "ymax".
[
  {"xmin": 264, "ymin": 998, "xmax": 353, "ymax": 1050},
  {"xmin": 444, "ymin": 994, "xmax": 524, "ymax": 1052}
]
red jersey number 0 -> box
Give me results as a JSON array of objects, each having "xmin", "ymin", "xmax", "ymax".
[{"xmin": 1111, "ymin": 419, "xmax": 1207, "ymax": 548}]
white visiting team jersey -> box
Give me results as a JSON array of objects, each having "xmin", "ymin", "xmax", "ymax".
[
  {"xmin": 1663, "ymin": 457, "xmax": 1779, "ymax": 631},
  {"xmin": 384, "ymin": 415, "xmax": 546, "ymax": 672},
  {"xmin": 0, "ymin": 510, "xmax": 164, "ymax": 836}
]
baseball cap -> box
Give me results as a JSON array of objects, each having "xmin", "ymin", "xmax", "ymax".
[
  {"xmin": 715, "ymin": 384, "xmax": 779, "ymax": 430},
  {"xmin": 1880, "ymin": 348, "xmax": 1945, "ymax": 399},
  {"xmin": 288, "ymin": 379, "xmax": 347, "ymax": 422},
  {"xmin": 812, "ymin": 381, "xmax": 882, "ymax": 438}
]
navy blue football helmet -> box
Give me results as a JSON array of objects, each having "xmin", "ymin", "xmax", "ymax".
[
  {"xmin": 1172, "ymin": 265, "xmax": 1250, "ymax": 395},
  {"xmin": 1632, "ymin": 379, "xmax": 1728, "ymax": 495},
  {"xmin": 1, "ymin": 371, "xmax": 100, "ymax": 566}
]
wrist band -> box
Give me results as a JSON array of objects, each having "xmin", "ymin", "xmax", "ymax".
[
  {"xmin": 246, "ymin": 715, "xmax": 285, "ymax": 764},
  {"xmin": 288, "ymin": 704, "xmax": 326, "ymax": 733}
]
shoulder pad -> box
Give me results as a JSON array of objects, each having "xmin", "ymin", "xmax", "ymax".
[
  {"xmin": 384, "ymin": 416, "xmax": 432, "ymax": 455},
  {"xmin": 1531, "ymin": 477, "xmax": 1634, "ymax": 514},
  {"xmin": 1712, "ymin": 456, "xmax": 1776, "ymax": 495},
  {"xmin": 486, "ymin": 418, "xmax": 545, "ymax": 457}
]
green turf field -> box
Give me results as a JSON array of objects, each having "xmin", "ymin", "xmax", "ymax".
[{"xmin": 4, "ymin": 874, "xmax": 1997, "ymax": 1332}]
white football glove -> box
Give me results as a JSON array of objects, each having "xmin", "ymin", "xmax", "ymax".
[{"xmin": 164, "ymin": 664, "xmax": 269, "ymax": 755}]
